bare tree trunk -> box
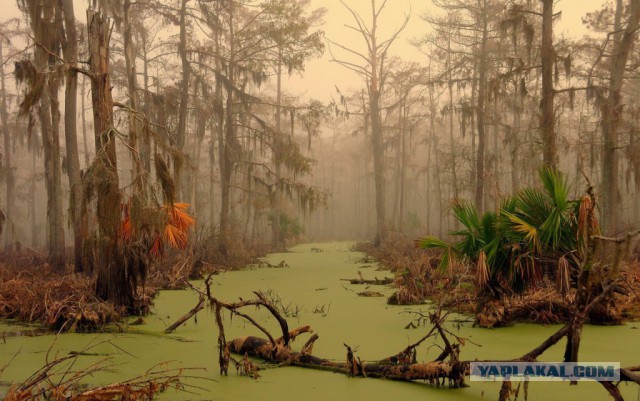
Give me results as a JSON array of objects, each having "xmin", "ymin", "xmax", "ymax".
[
  {"xmin": 540, "ymin": 0, "xmax": 556, "ymax": 167},
  {"xmin": 141, "ymin": 35, "xmax": 151, "ymax": 173},
  {"xmin": 427, "ymin": 61, "xmax": 443, "ymax": 237},
  {"xmin": 219, "ymin": 1, "xmax": 236, "ymax": 255},
  {"xmin": 330, "ymin": 129, "xmax": 337, "ymax": 238},
  {"xmin": 398, "ymin": 113, "xmax": 407, "ymax": 232},
  {"xmin": 31, "ymin": 6, "xmax": 65, "ymax": 271},
  {"xmin": 210, "ymin": 20, "xmax": 222, "ymax": 231},
  {"xmin": 88, "ymin": 10, "xmax": 131, "ymax": 308},
  {"xmin": 391, "ymin": 103, "xmax": 402, "ymax": 229},
  {"xmin": 447, "ymin": 37, "xmax": 458, "ymax": 200},
  {"xmin": 175, "ymin": 0, "xmax": 191, "ymax": 199},
  {"xmin": 601, "ymin": 0, "xmax": 640, "ymax": 235},
  {"xmin": 45, "ymin": 76, "xmax": 66, "ymax": 271},
  {"xmin": 123, "ymin": 0, "xmax": 142, "ymax": 196},
  {"xmin": 21, "ymin": 0, "xmax": 66, "ymax": 267},
  {"xmin": 470, "ymin": 59, "xmax": 477, "ymax": 192},
  {"xmin": 511, "ymin": 90, "xmax": 522, "ymax": 191},
  {"xmin": 370, "ymin": 3, "xmax": 386, "ymax": 246},
  {"xmin": 632, "ymin": 125, "xmax": 640, "ymax": 224},
  {"xmin": 475, "ymin": 2, "xmax": 488, "ymax": 213},
  {"xmin": 61, "ymin": 0, "xmax": 85, "ymax": 273},
  {"xmin": 220, "ymin": 88, "xmax": 233, "ymax": 254},
  {"xmin": 424, "ymin": 128, "xmax": 431, "ymax": 231},
  {"xmin": 0, "ymin": 42, "xmax": 14, "ymax": 248},
  {"xmin": 191, "ymin": 87, "xmax": 206, "ymax": 218},
  {"xmin": 209, "ymin": 135, "xmax": 216, "ymax": 227},
  {"xmin": 272, "ymin": 50, "xmax": 283, "ymax": 250},
  {"xmin": 490, "ymin": 92, "xmax": 500, "ymax": 210},
  {"xmin": 31, "ymin": 151, "xmax": 38, "ymax": 247},
  {"xmin": 81, "ymin": 75, "xmax": 90, "ymax": 167}
]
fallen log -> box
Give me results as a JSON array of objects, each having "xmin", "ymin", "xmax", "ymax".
[
  {"xmin": 198, "ymin": 285, "xmax": 640, "ymax": 397},
  {"xmin": 185, "ymin": 199, "xmax": 640, "ymax": 401},
  {"xmin": 357, "ymin": 291, "xmax": 384, "ymax": 297},
  {"xmin": 227, "ymin": 334, "xmax": 468, "ymax": 387},
  {"xmin": 199, "ymin": 271, "xmax": 470, "ymax": 387},
  {"xmin": 340, "ymin": 277, "xmax": 393, "ymax": 285}
]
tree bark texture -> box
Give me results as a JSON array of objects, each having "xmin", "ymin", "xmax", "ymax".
[
  {"xmin": 88, "ymin": 10, "xmax": 132, "ymax": 308},
  {"xmin": 0, "ymin": 42, "xmax": 14, "ymax": 248},
  {"xmin": 62, "ymin": 0, "xmax": 85, "ymax": 273},
  {"xmin": 369, "ymin": 2, "xmax": 387, "ymax": 246},
  {"xmin": 601, "ymin": 0, "xmax": 640, "ymax": 235},
  {"xmin": 540, "ymin": 0, "xmax": 557, "ymax": 167}
]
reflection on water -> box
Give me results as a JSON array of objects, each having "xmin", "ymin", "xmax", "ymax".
[{"xmin": 1, "ymin": 242, "xmax": 638, "ymax": 401}]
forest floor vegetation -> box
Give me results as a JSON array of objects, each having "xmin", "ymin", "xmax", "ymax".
[
  {"xmin": 357, "ymin": 233, "xmax": 640, "ymax": 327},
  {"xmin": 0, "ymin": 236, "xmax": 271, "ymax": 333}
]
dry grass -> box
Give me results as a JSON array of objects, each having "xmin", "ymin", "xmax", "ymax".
[
  {"xmin": 0, "ymin": 264, "xmax": 125, "ymax": 332},
  {"xmin": 355, "ymin": 233, "xmax": 475, "ymax": 308},
  {"xmin": 0, "ymin": 229, "xmax": 271, "ymax": 332}
]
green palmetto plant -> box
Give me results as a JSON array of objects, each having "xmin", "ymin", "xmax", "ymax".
[{"xmin": 419, "ymin": 167, "xmax": 584, "ymax": 297}]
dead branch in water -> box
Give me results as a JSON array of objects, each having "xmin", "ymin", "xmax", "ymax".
[
  {"xmin": 341, "ymin": 277, "xmax": 393, "ymax": 285},
  {"xmin": 1, "ymin": 339, "xmax": 205, "ymax": 401},
  {"xmin": 164, "ymin": 294, "xmax": 205, "ymax": 334},
  {"xmin": 165, "ymin": 192, "xmax": 640, "ymax": 400},
  {"xmin": 201, "ymin": 273, "xmax": 470, "ymax": 386}
]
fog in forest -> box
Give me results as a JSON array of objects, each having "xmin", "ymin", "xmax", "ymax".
[
  {"xmin": 0, "ymin": 0, "xmax": 638, "ymax": 264},
  {"xmin": 4, "ymin": 2, "xmax": 640, "ymax": 399}
]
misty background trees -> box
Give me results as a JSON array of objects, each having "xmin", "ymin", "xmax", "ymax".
[{"xmin": 0, "ymin": 0, "xmax": 639, "ymax": 306}]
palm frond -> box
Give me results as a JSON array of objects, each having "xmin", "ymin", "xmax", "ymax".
[
  {"xmin": 418, "ymin": 168, "xmax": 586, "ymax": 297},
  {"xmin": 418, "ymin": 236, "xmax": 456, "ymax": 271},
  {"xmin": 539, "ymin": 166, "xmax": 569, "ymax": 210},
  {"xmin": 149, "ymin": 235, "xmax": 164, "ymax": 258},
  {"xmin": 418, "ymin": 236, "xmax": 449, "ymax": 250},
  {"xmin": 511, "ymin": 252, "xmax": 539, "ymax": 293},
  {"xmin": 514, "ymin": 187, "xmax": 550, "ymax": 225},
  {"xmin": 502, "ymin": 210, "xmax": 541, "ymax": 253},
  {"xmin": 452, "ymin": 200, "xmax": 481, "ymax": 232},
  {"xmin": 169, "ymin": 204, "xmax": 196, "ymax": 231},
  {"xmin": 122, "ymin": 216, "xmax": 133, "ymax": 243},
  {"xmin": 164, "ymin": 224, "xmax": 188, "ymax": 249}
]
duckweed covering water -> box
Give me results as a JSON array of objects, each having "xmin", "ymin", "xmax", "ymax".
[{"xmin": 1, "ymin": 242, "xmax": 639, "ymax": 401}]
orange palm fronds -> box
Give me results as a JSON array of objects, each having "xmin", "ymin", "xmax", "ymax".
[
  {"xmin": 163, "ymin": 203, "xmax": 195, "ymax": 251},
  {"xmin": 150, "ymin": 235, "xmax": 164, "ymax": 259},
  {"xmin": 164, "ymin": 224, "xmax": 189, "ymax": 250},
  {"xmin": 120, "ymin": 202, "xmax": 196, "ymax": 258},
  {"xmin": 168, "ymin": 203, "xmax": 196, "ymax": 232},
  {"xmin": 122, "ymin": 203, "xmax": 133, "ymax": 243},
  {"xmin": 122, "ymin": 216, "xmax": 133, "ymax": 243}
]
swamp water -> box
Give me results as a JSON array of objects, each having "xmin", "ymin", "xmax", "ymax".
[{"xmin": 1, "ymin": 242, "xmax": 639, "ymax": 401}]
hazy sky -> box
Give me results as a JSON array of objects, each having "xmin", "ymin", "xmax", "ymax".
[
  {"xmin": 2, "ymin": 0, "xmax": 603, "ymax": 102},
  {"xmin": 289, "ymin": 0, "xmax": 599, "ymax": 102}
]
